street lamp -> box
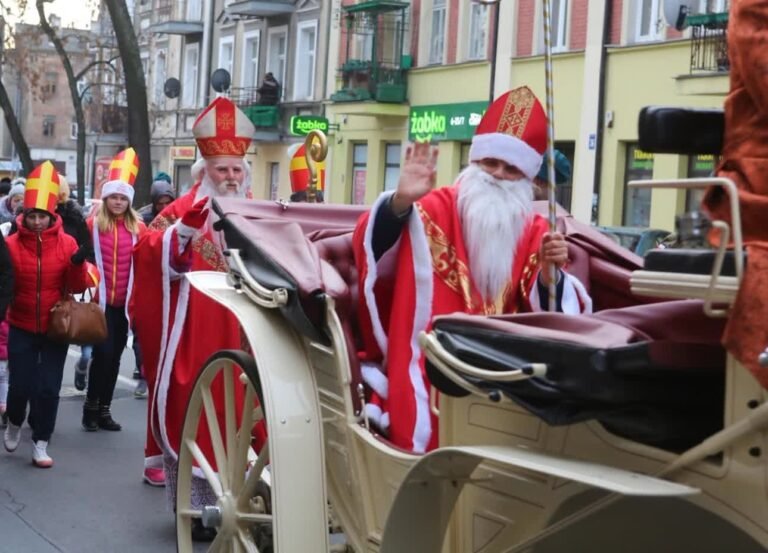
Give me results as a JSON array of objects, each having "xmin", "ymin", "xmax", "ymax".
[{"xmin": 472, "ymin": 0, "xmax": 501, "ymax": 104}]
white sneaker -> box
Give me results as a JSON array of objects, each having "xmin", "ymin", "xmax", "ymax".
[
  {"xmin": 4, "ymin": 423, "xmax": 20, "ymax": 452},
  {"xmin": 31, "ymin": 440, "xmax": 53, "ymax": 468}
]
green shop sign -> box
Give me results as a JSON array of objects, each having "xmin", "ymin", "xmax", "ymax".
[
  {"xmin": 290, "ymin": 115, "xmax": 330, "ymax": 136},
  {"xmin": 408, "ymin": 101, "xmax": 488, "ymax": 142}
]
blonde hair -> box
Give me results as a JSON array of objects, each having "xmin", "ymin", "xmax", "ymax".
[
  {"xmin": 58, "ymin": 175, "xmax": 70, "ymax": 204},
  {"xmin": 95, "ymin": 199, "xmax": 142, "ymax": 234}
]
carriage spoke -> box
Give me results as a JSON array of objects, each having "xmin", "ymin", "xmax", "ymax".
[
  {"xmin": 177, "ymin": 509, "xmax": 203, "ymax": 519},
  {"xmin": 207, "ymin": 530, "xmax": 226, "ymax": 553},
  {"xmin": 239, "ymin": 443, "xmax": 270, "ymax": 509},
  {"xmin": 224, "ymin": 365, "xmax": 238, "ymax": 489},
  {"xmin": 201, "ymin": 384, "xmax": 231, "ymax": 493},
  {"xmin": 232, "ymin": 384, "xmax": 256, "ymax": 494},
  {"xmin": 237, "ymin": 529, "xmax": 258, "ymax": 552},
  {"xmin": 184, "ymin": 439, "xmax": 224, "ymax": 498},
  {"xmin": 237, "ymin": 511, "xmax": 272, "ymax": 524}
]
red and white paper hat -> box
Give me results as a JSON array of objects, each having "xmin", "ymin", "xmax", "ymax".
[
  {"xmin": 193, "ymin": 97, "xmax": 255, "ymax": 159},
  {"xmin": 102, "ymin": 147, "xmax": 139, "ymax": 203},
  {"xmin": 468, "ymin": 86, "xmax": 547, "ymax": 180}
]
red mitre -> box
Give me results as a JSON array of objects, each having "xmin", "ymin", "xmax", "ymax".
[
  {"xmin": 193, "ymin": 97, "xmax": 256, "ymax": 158},
  {"xmin": 468, "ymin": 86, "xmax": 547, "ymax": 180},
  {"xmin": 25, "ymin": 161, "xmax": 60, "ymax": 215},
  {"xmin": 288, "ymin": 143, "xmax": 325, "ymax": 193}
]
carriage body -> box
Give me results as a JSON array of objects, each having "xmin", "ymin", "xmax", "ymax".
[{"xmin": 175, "ymin": 110, "xmax": 768, "ymax": 552}]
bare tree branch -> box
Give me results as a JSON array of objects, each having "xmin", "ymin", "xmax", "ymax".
[{"xmin": 75, "ymin": 55, "xmax": 120, "ymax": 81}]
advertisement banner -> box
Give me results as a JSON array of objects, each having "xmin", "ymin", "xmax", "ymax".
[
  {"xmin": 92, "ymin": 157, "xmax": 113, "ymax": 199},
  {"xmin": 408, "ymin": 101, "xmax": 488, "ymax": 142}
]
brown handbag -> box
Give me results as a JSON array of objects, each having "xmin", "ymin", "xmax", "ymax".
[{"xmin": 47, "ymin": 289, "xmax": 108, "ymax": 345}]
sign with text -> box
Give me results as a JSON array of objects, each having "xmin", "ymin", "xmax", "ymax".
[
  {"xmin": 290, "ymin": 116, "xmax": 329, "ymax": 136},
  {"xmin": 408, "ymin": 101, "xmax": 488, "ymax": 142},
  {"xmin": 170, "ymin": 146, "xmax": 197, "ymax": 160},
  {"xmin": 92, "ymin": 157, "xmax": 112, "ymax": 199}
]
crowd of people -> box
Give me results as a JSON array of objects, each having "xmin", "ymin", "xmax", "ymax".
[{"xmin": 0, "ymin": 89, "xmax": 587, "ymax": 540}]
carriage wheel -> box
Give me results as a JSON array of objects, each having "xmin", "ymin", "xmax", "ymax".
[{"xmin": 176, "ymin": 350, "xmax": 272, "ymax": 553}]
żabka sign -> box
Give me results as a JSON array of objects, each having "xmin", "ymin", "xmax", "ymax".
[
  {"xmin": 290, "ymin": 116, "xmax": 330, "ymax": 136},
  {"xmin": 408, "ymin": 101, "xmax": 488, "ymax": 143}
]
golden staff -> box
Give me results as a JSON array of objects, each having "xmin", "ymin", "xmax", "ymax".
[
  {"xmin": 542, "ymin": 0, "xmax": 558, "ymax": 311},
  {"xmin": 304, "ymin": 130, "xmax": 328, "ymax": 203}
]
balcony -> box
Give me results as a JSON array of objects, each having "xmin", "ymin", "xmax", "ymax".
[
  {"xmin": 231, "ymin": 87, "xmax": 280, "ymax": 129},
  {"xmin": 687, "ymin": 11, "xmax": 729, "ymax": 74},
  {"xmin": 226, "ymin": 0, "xmax": 294, "ymax": 17},
  {"xmin": 331, "ymin": 0, "xmax": 410, "ymax": 104}
]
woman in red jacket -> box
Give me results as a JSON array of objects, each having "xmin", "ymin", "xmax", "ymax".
[
  {"xmin": 2, "ymin": 162, "xmax": 96, "ymax": 468},
  {"xmin": 83, "ymin": 148, "xmax": 145, "ymax": 432}
]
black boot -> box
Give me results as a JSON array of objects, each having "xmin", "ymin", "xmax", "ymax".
[
  {"xmin": 82, "ymin": 401, "xmax": 99, "ymax": 432},
  {"xmin": 98, "ymin": 404, "xmax": 122, "ymax": 431}
]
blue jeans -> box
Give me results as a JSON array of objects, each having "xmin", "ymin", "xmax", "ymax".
[{"xmin": 6, "ymin": 326, "xmax": 68, "ymax": 442}]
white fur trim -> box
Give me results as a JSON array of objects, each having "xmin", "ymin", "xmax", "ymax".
[
  {"xmin": 361, "ymin": 362, "xmax": 388, "ymax": 400},
  {"xmin": 92, "ymin": 223, "xmax": 107, "ymax": 311},
  {"xmin": 529, "ymin": 270, "xmax": 592, "ymax": 314},
  {"xmin": 152, "ymin": 225, "xmax": 192, "ymax": 461},
  {"xmin": 406, "ymin": 209, "xmax": 435, "ymax": 454},
  {"xmin": 364, "ymin": 403, "xmax": 382, "ymax": 426},
  {"xmin": 361, "ymin": 192, "xmax": 397, "ymax": 355},
  {"xmin": 469, "ymin": 133, "xmax": 543, "ymax": 180},
  {"xmin": 144, "ymin": 455, "xmax": 164, "ymax": 470},
  {"xmin": 562, "ymin": 272, "xmax": 592, "ymax": 314},
  {"xmin": 101, "ymin": 180, "xmax": 135, "ymax": 203}
]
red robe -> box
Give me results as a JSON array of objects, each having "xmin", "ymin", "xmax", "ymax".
[
  {"xmin": 703, "ymin": 0, "xmax": 768, "ymax": 389},
  {"xmin": 132, "ymin": 184, "xmax": 243, "ymax": 471},
  {"xmin": 353, "ymin": 188, "xmax": 590, "ymax": 453}
]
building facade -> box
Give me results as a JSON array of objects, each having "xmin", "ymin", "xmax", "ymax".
[
  {"xmin": 326, "ymin": 0, "xmax": 730, "ymax": 232},
  {"xmin": 136, "ymin": 0, "xmax": 333, "ymax": 200}
]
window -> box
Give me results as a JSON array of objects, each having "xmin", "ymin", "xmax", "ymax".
[
  {"xmin": 623, "ymin": 144, "xmax": 653, "ymax": 226},
  {"xmin": 635, "ymin": 0, "xmax": 661, "ymax": 42},
  {"xmin": 154, "ymin": 50, "xmax": 167, "ymax": 105},
  {"xmin": 267, "ymin": 26, "xmax": 288, "ymax": 100},
  {"xmin": 430, "ymin": 0, "xmax": 447, "ymax": 64},
  {"xmin": 182, "ymin": 43, "xmax": 200, "ymax": 108},
  {"xmin": 269, "ymin": 162, "xmax": 280, "ymax": 200},
  {"xmin": 293, "ymin": 20, "xmax": 317, "ymax": 101},
  {"xmin": 42, "ymin": 72, "xmax": 57, "ymax": 97},
  {"xmin": 352, "ymin": 143, "xmax": 368, "ymax": 204},
  {"xmin": 551, "ymin": 0, "xmax": 569, "ymax": 51},
  {"xmin": 218, "ymin": 36, "xmax": 234, "ymax": 81},
  {"xmin": 186, "ymin": 0, "xmax": 202, "ymax": 20},
  {"xmin": 43, "ymin": 116, "xmax": 56, "ymax": 137},
  {"xmin": 468, "ymin": 3, "xmax": 489, "ymax": 60},
  {"xmin": 685, "ymin": 154, "xmax": 717, "ymax": 211},
  {"xmin": 241, "ymin": 31, "xmax": 260, "ymax": 89},
  {"xmin": 383, "ymin": 143, "xmax": 401, "ymax": 192},
  {"xmin": 699, "ymin": 0, "xmax": 728, "ymax": 12}
]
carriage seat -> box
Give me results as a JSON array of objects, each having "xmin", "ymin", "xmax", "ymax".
[{"xmin": 427, "ymin": 299, "xmax": 726, "ymax": 452}]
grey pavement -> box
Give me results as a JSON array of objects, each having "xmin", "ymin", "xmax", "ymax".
[{"xmin": 0, "ymin": 343, "xmax": 178, "ymax": 553}]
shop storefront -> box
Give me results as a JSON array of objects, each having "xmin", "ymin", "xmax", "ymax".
[
  {"xmin": 170, "ymin": 145, "xmax": 197, "ymax": 195},
  {"xmin": 623, "ymin": 144, "xmax": 654, "ymax": 227},
  {"xmin": 686, "ymin": 154, "xmax": 718, "ymax": 211}
]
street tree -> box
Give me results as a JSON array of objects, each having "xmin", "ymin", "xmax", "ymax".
[{"xmin": 103, "ymin": 0, "xmax": 152, "ymax": 206}]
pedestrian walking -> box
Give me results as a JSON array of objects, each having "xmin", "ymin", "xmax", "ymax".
[
  {"xmin": 3, "ymin": 162, "xmax": 97, "ymax": 468},
  {"xmin": 0, "ymin": 182, "xmax": 25, "ymax": 225},
  {"xmin": 82, "ymin": 149, "xmax": 146, "ymax": 432},
  {"xmin": 54, "ymin": 176, "xmax": 94, "ymax": 392}
]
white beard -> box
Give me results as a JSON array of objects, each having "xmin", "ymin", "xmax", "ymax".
[
  {"xmin": 457, "ymin": 164, "xmax": 534, "ymax": 303},
  {"xmin": 193, "ymin": 175, "xmax": 247, "ymax": 250}
]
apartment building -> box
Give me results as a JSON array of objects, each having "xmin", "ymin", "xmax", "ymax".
[
  {"xmin": 136, "ymin": 0, "xmax": 333, "ymax": 199},
  {"xmin": 327, "ymin": 0, "xmax": 730, "ymax": 231}
]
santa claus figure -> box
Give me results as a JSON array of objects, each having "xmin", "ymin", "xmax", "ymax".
[
  {"xmin": 353, "ymin": 86, "xmax": 591, "ymax": 453},
  {"xmin": 131, "ymin": 96, "xmax": 255, "ymax": 536}
]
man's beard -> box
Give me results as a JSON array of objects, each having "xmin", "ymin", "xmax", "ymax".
[
  {"xmin": 195, "ymin": 175, "xmax": 246, "ymax": 202},
  {"xmin": 457, "ymin": 163, "xmax": 534, "ymax": 303}
]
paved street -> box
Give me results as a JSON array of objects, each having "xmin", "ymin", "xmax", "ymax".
[{"xmin": 0, "ymin": 343, "xmax": 178, "ymax": 553}]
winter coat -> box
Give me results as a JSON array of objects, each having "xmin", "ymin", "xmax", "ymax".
[
  {"xmin": 0, "ymin": 231, "xmax": 13, "ymax": 357},
  {"xmin": 0, "ymin": 198, "xmax": 16, "ymax": 225},
  {"xmin": 89, "ymin": 218, "xmax": 144, "ymax": 308},
  {"xmin": 6, "ymin": 215, "xmax": 93, "ymax": 334},
  {"xmin": 56, "ymin": 200, "xmax": 91, "ymax": 250}
]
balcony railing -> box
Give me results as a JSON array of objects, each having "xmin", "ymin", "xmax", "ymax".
[
  {"xmin": 230, "ymin": 87, "xmax": 280, "ymax": 128},
  {"xmin": 688, "ymin": 12, "xmax": 729, "ymax": 74}
]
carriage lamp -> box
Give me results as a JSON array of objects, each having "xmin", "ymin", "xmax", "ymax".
[{"xmin": 675, "ymin": 210, "xmax": 712, "ymax": 248}]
